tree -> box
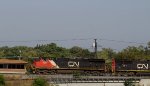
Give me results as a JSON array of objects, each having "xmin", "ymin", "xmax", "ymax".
[
  {"xmin": 34, "ymin": 43, "xmax": 71, "ymax": 58},
  {"xmin": 124, "ymin": 79, "xmax": 134, "ymax": 86},
  {"xmin": 32, "ymin": 77, "xmax": 49, "ymax": 86},
  {"xmin": 70, "ymin": 46, "xmax": 83, "ymax": 57},
  {"xmin": 70, "ymin": 46, "xmax": 92, "ymax": 58},
  {"xmin": 97, "ymin": 48, "xmax": 116, "ymax": 63},
  {"xmin": 0, "ymin": 75, "xmax": 5, "ymax": 86},
  {"xmin": 117, "ymin": 46, "xmax": 145, "ymax": 60},
  {"xmin": 97, "ymin": 48, "xmax": 116, "ymax": 71},
  {"xmin": 0, "ymin": 51, "xmax": 5, "ymax": 57}
]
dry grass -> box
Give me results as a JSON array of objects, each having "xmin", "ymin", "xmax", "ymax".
[
  {"xmin": 3, "ymin": 75, "xmax": 33, "ymax": 86},
  {"xmin": 3, "ymin": 74, "xmax": 56, "ymax": 86},
  {"xmin": 5, "ymin": 80, "xmax": 33, "ymax": 86}
]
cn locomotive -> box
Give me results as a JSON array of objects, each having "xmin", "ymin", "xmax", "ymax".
[
  {"xmin": 29, "ymin": 58, "xmax": 150, "ymax": 76},
  {"xmin": 31, "ymin": 58, "xmax": 106, "ymax": 75},
  {"xmin": 112, "ymin": 59, "xmax": 150, "ymax": 76}
]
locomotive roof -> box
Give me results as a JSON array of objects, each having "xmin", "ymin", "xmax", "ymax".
[
  {"xmin": 0, "ymin": 59, "xmax": 28, "ymax": 64},
  {"xmin": 115, "ymin": 59, "xmax": 150, "ymax": 62},
  {"xmin": 54, "ymin": 58, "xmax": 105, "ymax": 62},
  {"xmin": 55, "ymin": 58, "xmax": 105, "ymax": 60}
]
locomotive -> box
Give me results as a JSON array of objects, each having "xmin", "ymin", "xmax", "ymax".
[
  {"xmin": 31, "ymin": 58, "xmax": 106, "ymax": 75},
  {"xmin": 112, "ymin": 59, "xmax": 150, "ymax": 76},
  {"xmin": 29, "ymin": 57, "xmax": 150, "ymax": 76}
]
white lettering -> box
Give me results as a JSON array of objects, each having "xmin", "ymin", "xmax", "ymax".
[
  {"xmin": 68, "ymin": 61, "xmax": 79, "ymax": 68},
  {"xmin": 137, "ymin": 64, "xmax": 148, "ymax": 69}
]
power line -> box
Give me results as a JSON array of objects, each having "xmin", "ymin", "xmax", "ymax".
[
  {"xmin": 97, "ymin": 38, "xmax": 147, "ymax": 45},
  {"xmin": 0, "ymin": 38, "xmax": 92, "ymax": 43},
  {"xmin": 0, "ymin": 38, "xmax": 148, "ymax": 45}
]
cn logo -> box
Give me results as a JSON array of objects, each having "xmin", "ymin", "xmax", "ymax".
[
  {"xmin": 68, "ymin": 61, "xmax": 79, "ymax": 67},
  {"xmin": 137, "ymin": 64, "xmax": 149, "ymax": 69}
]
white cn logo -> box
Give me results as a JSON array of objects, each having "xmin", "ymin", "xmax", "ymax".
[
  {"xmin": 68, "ymin": 61, "xmax": 79, "ymax": 68},
  {"xmin": 137, "ymin": 64, "xmax": 149, "ymax": 69}
]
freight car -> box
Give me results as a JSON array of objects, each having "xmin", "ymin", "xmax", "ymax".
[
  {"xmin": 112, "ymin": 59, "xmax": 150, "ymax": 76},
  {"xmin": 31, "ymin": 58, "xmax": 106, "ymax": 75}
]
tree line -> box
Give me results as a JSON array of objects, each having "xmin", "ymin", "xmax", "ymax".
[{"xmin": 0, "ymin": 42, "xmax": 150, "ymax": 62}]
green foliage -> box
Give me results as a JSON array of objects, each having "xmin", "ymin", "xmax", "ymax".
[
  {"xmin": 97, "ymin": 48, "xmax": 116, "ymax": 63},
  {"xmin": 117, "ymin": 45, "xmax": 150, "ymax": 60},
  {"xmin": 32, "ymin": 77, "xmax": 48, "ymax": 86},
  {"xmin": 0, "ymin": 75, "xmax": 5, "ymax": 86},
  {"xmin": 0, "ymin": 42, "xmax": 150, "ymax": 60},
  {"xmin": 35, "ymin": 43, "xmax": 71, "ymax": 58},
  {"xmin": 0, "ymin": 51, "xmax": 5, "ymax": 57},
  {"xmin": 70, "ymin": 46, "xmax": 93, "ymax": 58},
  {"xmin": 124, "ymin": 79, "xmax": 134, "ymax": 86}
]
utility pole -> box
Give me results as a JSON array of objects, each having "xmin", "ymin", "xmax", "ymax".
[
  {"xmin": 93, "ymin": 39, "xmax": 98, "ymax": 58},
  {"xmin": 19, "ymin": 50, "xmax": 21, "ymax": 60}
]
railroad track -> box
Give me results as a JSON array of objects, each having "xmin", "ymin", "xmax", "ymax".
[{"xmin": 3, "ymin": 74, "xmax": 150, "ymax": 83}]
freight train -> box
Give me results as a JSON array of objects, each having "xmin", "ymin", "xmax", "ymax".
[{"xmin": 28, "ymin": 58, "xmax": 150, "ymax": 76}]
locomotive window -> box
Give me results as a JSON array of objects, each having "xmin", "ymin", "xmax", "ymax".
[
  {"xmin": 0, "ymin": 64, "xmax": 3, "ymax": 68},
  {"xmin": 3, "ymin": 64, "xmax": 7, "ymax": 68},
  {"xmin": 8, "ymin": 64, "xmax": 16, "ymax": 69},
  {"xmin": 8, "ymin": 64, "xmax": 12, "ymax": 69},
  {"xmin": 12, "ymin": 64, "xmax": 16, "ymax": 69},
  {"xmin": 17, "ymin": 65, "xmax": 21, "ymax": 69},
  {"xmin": 20, "ymin": 65, "xmax": 24, "ymax": 69}
]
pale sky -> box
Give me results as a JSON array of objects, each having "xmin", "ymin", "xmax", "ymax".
[{"xmin": 0, "ymin": 0, "xmax": 150, "ymax": 51}]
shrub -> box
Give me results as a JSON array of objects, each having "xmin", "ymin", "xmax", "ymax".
[
  {"xmin": 32, "ymin": 77, "xmax": 48, "ymax": 86},
  {"xmin": 124, "ymin": 79, "xmax": 134, "ymax": 86},
  {"xmin": 0, "ymin": 75, "xmax": 5, "ymax": 86}
]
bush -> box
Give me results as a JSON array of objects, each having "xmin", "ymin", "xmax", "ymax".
[
  {"xmin": 32, "ymin": 77, "xmax": 48, "ymax": 86},
  {"xmin": 0, "ymin": 75, "xmax": 5, "ymax": 86},
  {"xmin": 124, "ymin": 79, "xmax": 134, "ymax": 86}
]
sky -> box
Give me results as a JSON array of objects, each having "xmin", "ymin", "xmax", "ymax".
[{"xmin": 0, "ymin": 0, "xmax": 150, "ymax": 51}]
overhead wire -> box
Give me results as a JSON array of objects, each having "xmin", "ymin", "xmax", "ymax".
[
  {"xmin": 0, "ymin": 38, "xmax": 148, "ymax": 52},
  {"xmin": 0, "ymin": 38, "xmax": 148, "ymax": 45},
  {"xmin": 0, "ymin": 38, "xmax": 93, "ymax": 43},
  {"xmin": 97, "ymin": 38, "xmax": 147, "ymax": 45}
]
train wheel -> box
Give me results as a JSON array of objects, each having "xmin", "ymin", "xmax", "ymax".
[
  {"xmin": 91, "ymin": 71, "xmax": 99, "ymax": 76},
  {"xmin": 123, "ymin": 72, "xmax": 128, "ymax": 76},
  {"xmin": 43, "ymin": 70, "xmax": 49, "ymax": 75},
  {"xmin": 35, "ymin": 69, "xmax": 41, "ymax": 74},
  {"xmin": 49, "ymin": 70, "xmax": 57, "ymax": 75},
  {"xmin": 84, "ymin": 71, "xmax": 91, "ymax": 76},
  {"xmin": 127, "ymin": 72, "xmax": 134, "ymax": 76},
  {"xmin": 117, "ymin": 72, "xmax": 123, "ymax": 76}
]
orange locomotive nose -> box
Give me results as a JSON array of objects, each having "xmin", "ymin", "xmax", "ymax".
[{"xmin": 33, "ymin": 58, "xmax": 57, "ymax": 69}]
